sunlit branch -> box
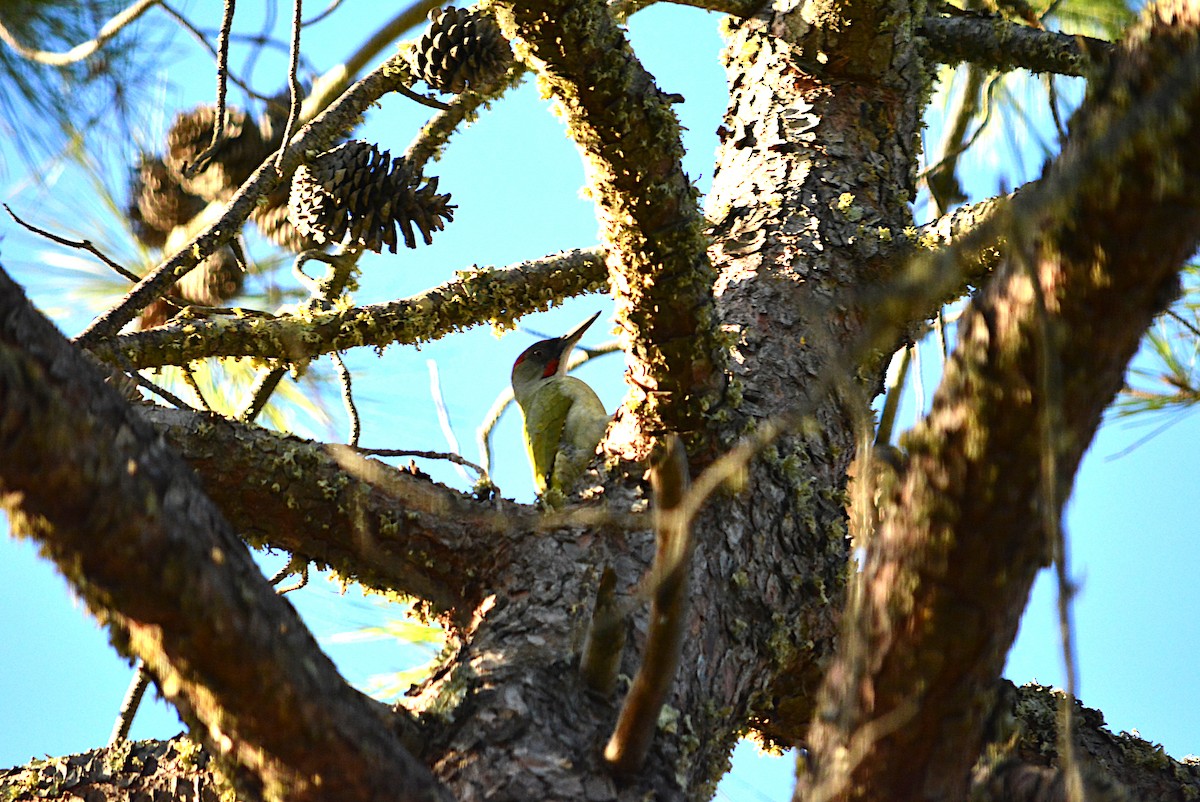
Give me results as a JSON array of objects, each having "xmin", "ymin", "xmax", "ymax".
[
  {"xmin": 93, "ymin": 247, "xmax": 609, "ymax": 369},
  {"xmin": 604, "ymin": 435, "xmax": 691, "ymax": 774},
  {"xmin": 0, "ymin": 0, "xmax": 160, "ymax": 66}
]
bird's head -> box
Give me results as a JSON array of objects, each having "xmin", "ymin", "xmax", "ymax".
[{"xmin": 511, "ymin": 311, "xmax": 601, "ymax": 403}]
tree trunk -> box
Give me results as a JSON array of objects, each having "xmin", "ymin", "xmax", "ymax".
[{"xmin": 3, "ymin": 0, "xmax": 1200, "ymax": 800}]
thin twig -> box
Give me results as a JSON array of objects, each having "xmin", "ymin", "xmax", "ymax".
[
  {"xmin": 273, "ymin": 564, "xmax": 309, "ymax": 595},
  {"xmin": 4, "ymin": 204, "xmax": 140, "ymax": 283},
  {"xmin": 240, "ymin": 367, "xmax": 286, "ymax": 422},
  {"xmin": 184, "ymin": 0, "xmax": 236, "ymax": 179},
  {"xmin": 158, "ymin": 3, "xmax": 275, "ymax": 103},
  {"xmin": 427, "ymin": 359, "xmax": 472, "ymax": 484},
  {"xmin": 0, "ymin": 0, "xmax": 160, "ymax": 66},
  {"xmin": 108, "ymin": 660, "xmax": 153, "ymax": 745},
  {"xmin": 180, "ymin": 363, "xmax": 214, "ymax": 412},
  {"xmin": 1167, "ymin": 307, "xmax": 1200, "ymax": 340},
  {"xmin": 115, "ymin": 353, "xmax": 193, "ymax": 409},
  {"xmin": 352, "ymin": 446, "xmax": 487, "ymax": 478},
  {"xmin": 303, "ymin": 0, "xmax": 346, "ymax": 26},
  {"xmin": 332, "ymin": 351, "xmax": 360, "ymax": 447},
  {"xmin": 273, "ymin": 0, "xmax": 304, "ymax": 172}
]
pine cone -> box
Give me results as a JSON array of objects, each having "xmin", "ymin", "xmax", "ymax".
[
  {"xmin": 177, "ymin": 247, "xmax": 244, "ymax": 306},
  {"xmin": 139, "ymin": 297, "xmax": 174, "ymax": 330},
  {"xmin": 165, "ymin": 106, "xmax": 270, "ymax": 200},
  {"xmin": 413, "ymin": 6, "xmax": 513, "ymax": 94},
  {"xmin": 288, "ymin": 140, "xmax": 455, "ymax": 253},
  {"xmin": 128, "ymin": 155, "xmax": 205, "ymax": 249},
  {"xmin": 252, "ymin": 184, "xmax": 317, "ymax": 252}
]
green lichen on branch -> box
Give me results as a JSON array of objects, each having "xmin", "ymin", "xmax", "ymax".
[
  {"xmin": 90, "ymin": 248, "xmax": 608, "ymax": 370},
  {"xmin": 488, "ymin": 0, "xmax": 722, "ymax": 442}
]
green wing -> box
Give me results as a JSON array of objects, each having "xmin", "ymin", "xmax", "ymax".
[{"xmin": 523, "ymin": 383, "xmax": 575, "ymax": 495}]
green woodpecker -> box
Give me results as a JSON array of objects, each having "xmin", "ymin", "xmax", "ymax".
[{"xmin": 511, "ymin": 312, "xmax": 609, "ymax": 500}]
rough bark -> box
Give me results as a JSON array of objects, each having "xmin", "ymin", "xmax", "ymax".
[
  {"xmin": 0, "ymin": 267, "xmax": 447, "ymax": 802},
  {"xmin": 801, "ymin": 0, "xmax": 1200, "ymax": 799},
  {"xmin": 140, "ymin": 405, "xmax": 536, "ymax": 622},
  {"xmin": 2, "ymin": 0, "xmax": 1199, "ymax": 800},
  {"xmin": 920, "ymin": 14, "xmax": 1114, "ymax": 76}
]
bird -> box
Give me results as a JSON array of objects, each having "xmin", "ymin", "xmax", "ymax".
[{"xmin": 511, "ymin": 312, "xmax": 610, "ymax": 502}]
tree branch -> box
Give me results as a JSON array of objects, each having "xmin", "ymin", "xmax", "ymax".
[
  {"xmin": 0, "ymin": 265, "xmax": 447, "ymax": 802},
  {"xmin": 0, "ymin": 0, "xmax": 160, "ymax": 66},
  {"xmin": 802, "ymin": 2, "xmax": 1200, "ymax": 797},
  {"xmin": 920, "ymin": 13, "xmax": 1115, "ymax": 76},
  {"xmin": 492, "ymin": 0, "xmax": 723, "ymax": 447},
  {"xmin": 89, "ymin": 247, "xmax": 608, "ymax": 369},
  {"xmin": 75, "ymin": 49, "xmax": 420, "ymax": 346},
  {"xmin": 139, "ymin": 405, "xmax": 536, "ymax": 620},
  {"xmin": 604, "ymin": 435, "xmax": 692, "ymax": 774}
]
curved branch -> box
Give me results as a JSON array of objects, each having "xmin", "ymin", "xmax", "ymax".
[
  {"xmin": 920, "ymin": 14, "xmax": 1115, "ymax": 76},
  {"xmin": 0, "ymin": 0, "xmax": 160, "ymax": 66},
  {"xmin": 0, "ymin": 266, "xmax": 446, "ymax": 802},
  {"xmin": 90, "ymin": 247, "xmax": 608, "ymax": 369},
  {"xmin": 492, "ymin": 0, "xmax": 722, "ymax": 445}
]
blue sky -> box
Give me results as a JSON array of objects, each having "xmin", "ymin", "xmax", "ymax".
[{"xmin": 0, "ymin": 3, "xmax": 1195, "ymax": 800}]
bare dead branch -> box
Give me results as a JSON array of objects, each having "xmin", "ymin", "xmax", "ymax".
[
  {"xmin": 4, "ymin": 203, "xmax": 140, "ymax": 283},
  {"xmin": 272, "ymin": 0, "xmax": 303, "ymax": 173},
  {"xmin": 332, "ymin": 351, "xmax": 361, "ymax": 447},
  {"xmin": 353, "ymin": 446, "xmax": 488, "ymax": 479},
  {"xmin": 184, "ymin": 0, "xmax": 236, "ymax": 178},
  {"xmin": 108, "ymin": 661, "xmax": 152, "ymax": 745}
]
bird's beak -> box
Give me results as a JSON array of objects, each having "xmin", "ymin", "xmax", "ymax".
[
  {"xmin": 563, "ymin": 311, "xmax": 602, "ymax": 347},
  {"xmin": 555, "ymin": 311, "xmax": 602, "ymax": 373}
]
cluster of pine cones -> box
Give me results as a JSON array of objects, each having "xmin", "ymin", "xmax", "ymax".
[{"xmin": 126, "ymin": 5, "xmax": 512, "ymax": 327}]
